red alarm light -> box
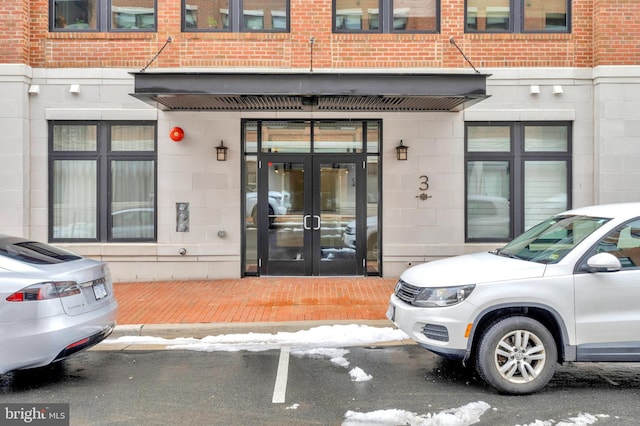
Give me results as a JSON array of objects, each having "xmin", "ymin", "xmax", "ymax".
[{"xmin": 169, "ymin": 127, "xmax": 184, "ymax": 142}]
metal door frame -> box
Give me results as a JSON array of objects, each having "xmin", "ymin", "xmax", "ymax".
[{"xmin": 257, "ymin": 154, "xmax": 366, "ymax": 276}]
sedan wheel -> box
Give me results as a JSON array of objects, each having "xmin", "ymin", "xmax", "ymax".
[{"xmin": 475, "ymin": 316, "xmax": 557, "ymax": 395}]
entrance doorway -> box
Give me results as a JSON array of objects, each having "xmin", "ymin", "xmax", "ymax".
[
  {"xmin": 243, "ymin": 120, "xmax": 381, "ymax": 276},
  {"xmin": 259, "ymin": 155, "xmax": 363, "ymax": 275}
]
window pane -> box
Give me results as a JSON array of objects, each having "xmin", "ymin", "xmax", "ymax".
[
  {"xmin": 184, "ymin": 0, "xmax": 230, "ymax": 30},
  {"xmin": 392, "ymin": 0, "xmax": 437, "ymax": 32},
  {"xmin": 524, "ymin": 161, "xmax": 567, "ymax": 230},
  {"xmin": 261, "ymin": 121, "xmax": 310, "ymax": 153},
  {"xmin": 244, "ymin": 121, "xmax": 258, "ymax": 153},
  {"xmin": 467, "ymin": 0, "xmax": 510, "ymax": 31},
  {"xmin": 111, "ymin": 0, "xmax": 156, "ymax": 29},
  {"xmin": 366, "ymin": 121, "xmax": 380, "ymax": 153},
  {"xmin": 53, "ymin": 160, "xmax": 97, "ymax": 239},
  {"xmin": 111, "ymin": 160, "xmax": 155, "ymax": 239},
  {"xmin": 467, "ymin": 125, "xmax": 511, "ymax": 152},
  {"xmin": 243, "ymin": 0, "xmax": 287, "ymax": 30},
  {"xmin": 53, "ymin": 125, "xmax": 97, "ymax": 151},
  {"xmin": 335, "ymin": 0, "xmax": 374, "ymax": 31},
  {"xmin": 524, "ymin": 0, "xmax": 568, "ymax": 31},
  {"xmin": 54, "ymin": 0, "xmax": 97, "ymax": 30},
  {"xmin": 366, "ymin": 158, "xmax": 380, "ymax": 274},
  {"xmin": 111, "ymin": 125, "xmax": 155, "ymax": 151},
  {"xmin": 467, "ymin": 161, "xmax": 510, "ymax": 239},
  {"xmin": 244, "ymin": 156, "xmax": 258, "ymax": 274},
  {"xmin": 313, "ymin": 122, "xmax": 363, "ymax": 153},
  {"xmin": 524, "ymin": 125, "xmax": 568, "ymax": 152},
  {"xmin": 595, "ymin": 220, "xmax": 640, "ymax": 269}
]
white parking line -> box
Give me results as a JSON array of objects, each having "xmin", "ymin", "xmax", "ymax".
[{"xmin": 272, "ymin": 346, "xmax": 290, "ymax": 404}]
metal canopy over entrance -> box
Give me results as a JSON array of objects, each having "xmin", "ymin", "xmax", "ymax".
[{"xmin": 130, "ymin": 72, "xmax": 490, "ymax": 112}]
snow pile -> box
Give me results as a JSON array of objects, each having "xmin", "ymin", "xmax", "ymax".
[
  {"xmin": 343, "ymin": 401, "xmax": 491, "ymax": 425},
  {"xmin": 104, "ymin": 324, "xmax": 409, "ymax": 352}
]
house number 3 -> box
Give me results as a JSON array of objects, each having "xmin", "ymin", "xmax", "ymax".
[{"xmin": 416, "ymin": 175, "xmax": 432, "ymax": 200}]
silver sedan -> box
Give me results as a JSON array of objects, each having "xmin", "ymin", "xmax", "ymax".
[{"xmin": 0, "ymin": 235, "xmax": 118, "ymax": 374}]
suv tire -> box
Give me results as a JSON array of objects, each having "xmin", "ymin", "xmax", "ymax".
[{"xmin": 475, "ymin": 316, "xmax": 557, "ymax": 395}]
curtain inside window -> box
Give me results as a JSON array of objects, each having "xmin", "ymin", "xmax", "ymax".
[
  {"xmin": 467, "ymin": 160, "xmax": 510, "ymax": 239},
  {"xmin": 111, "ymin": 160, "xmax": 155, "ymax": 238},
  {"xmin": 53, "ymin": 160, "xmax": 97, "ymax": 239}
]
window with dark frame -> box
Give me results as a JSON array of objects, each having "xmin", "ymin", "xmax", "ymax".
[
  {"xmin": 465, "ymin": 0, "xmax": 570, "ymax": 33},
  {"xmin": 49, "ymin": 121, "xmax": 157, "ymax": 243},
  {"xmin": 465, "ymin": 122, "xmax": 572, "ymax": 242},
  {"xmin": 51, "ymin": 0, "xmax": 157, "ymax": 32},
  {"xmin": 333, "ymin": 0, "xmax": 439, "ymax": 33},
  {"xmin": 183, "ymin": 0, "xmax": 289, "ymax": 32}
]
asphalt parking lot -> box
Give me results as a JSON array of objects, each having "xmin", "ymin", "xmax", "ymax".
[{"xmin": 3, "ymin": 342, "xmax": 640, "ymax": 425}]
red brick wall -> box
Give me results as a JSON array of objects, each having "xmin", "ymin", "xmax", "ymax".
[
  {"xmin": 0, "ymin": 0, "xmax": 635, "ymax": 69},
  {"xmin": 593, "ymin": 0, "xmax": 640, "ymax": 66},
  {"xmin": 0, "ymin": 0, "xmax": 29, "ymax": 64}
]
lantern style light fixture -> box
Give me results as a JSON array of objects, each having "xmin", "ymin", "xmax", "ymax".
[
  {"xmin": 396, "ymin": 140, "xmax": 409, "ymax": 161},
  {"xmin": 216, "ymin": 140, "xmax": 228, "ymax": 161}
]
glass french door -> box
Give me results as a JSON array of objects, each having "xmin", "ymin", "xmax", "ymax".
[{"xmin": 256, "ymin": 155, "xmax": 365, "ymax": 276}]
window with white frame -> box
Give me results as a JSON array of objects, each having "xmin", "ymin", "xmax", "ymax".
[
  {"xmin": 183, "ymin": 0, "xmax": 289, "ymax": 32},
  {"xmin": 466, "ymin": 0, "xmax": 570, "ymax": 33},
  {"xmin": 49, "ymin": 122, "xmax": 157, "ymax": 242},
  {"xmin": 465, "ymin": 122, "xmax": 571, "ymax": 242},
  {"xmin": 334, "ymin": 0, "xmax": 439, "ymax": 33},
  {"xmin": 51, "ymin": 0, "xmax": 156, "ymax": 31}
]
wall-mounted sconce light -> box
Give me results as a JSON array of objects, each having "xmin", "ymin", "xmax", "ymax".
[
  {"xmin": 216, "ymin": 140, "xmax": 228, "ymax": 161},
  {"xmin": 529, "ymin": 85, "xmax": 540, "ymax": 95},
  {"xmin": 396, "ymin": 140, "xmax": 409, "ymax": 161},
  {"xmin": 169, "ymin": 126, "xmax": 184, "ymax": 142},
  {"xmin": 28, "ymin": 85, "xmax": 40, "ymax": 95},
  {"xmin": 69, "ymin": 84, "xmax": 80, "ymax": 94},
  {"xmin": 553, "ymin": 85, "xmax": 564, "ymax": 95}
]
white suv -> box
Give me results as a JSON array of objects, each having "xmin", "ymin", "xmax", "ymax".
[{"xmin": 388, "ymin": 203, "xmax": 640, "ymax": 394}]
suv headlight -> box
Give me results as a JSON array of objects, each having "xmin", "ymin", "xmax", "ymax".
[{"xmin": 413, "ymin": 285, "xmax": 475, "ymax": 307}]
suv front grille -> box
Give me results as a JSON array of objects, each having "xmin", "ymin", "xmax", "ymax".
[{"xmin": 394, "ymin": 279, "xmax": 422, "ymax": 304}]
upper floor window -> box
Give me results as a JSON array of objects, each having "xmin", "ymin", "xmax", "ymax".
[
  {"xmin": 334, "ymin": 0, "xmax": 439, "ymax": 33},
  {"xmin": 51, "ymin": 0, "xmax": 157, "ymax": 32},
  {"xmin": 183, "ymin": 0, "xmax": 289, "ymax": 32},
  {"xmin": 466, "ymin": 0, "xmax": 570, "ymax": 33}
]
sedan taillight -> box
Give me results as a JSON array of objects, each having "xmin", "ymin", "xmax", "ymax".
[{"xmin": 6, "ymin": 281, "xmax": 80, "ymax": 302}]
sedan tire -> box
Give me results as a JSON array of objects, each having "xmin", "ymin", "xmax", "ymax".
[{"xmin": 475, "ymin": 316, "xmax": 557, "ymax": 395}]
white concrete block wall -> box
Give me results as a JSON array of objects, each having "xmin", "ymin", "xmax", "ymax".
[
  {"xmin": 0, "ymin": 65, "xmax": 31, "ymax": 237},
  {"xmin": 594, "ymin": 67, "xmax": 640, "ymax": 205}
]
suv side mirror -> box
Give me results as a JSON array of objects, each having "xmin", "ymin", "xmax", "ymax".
[{"xmin": 586, "ymin": 252, "xmax": 622, "ymax": 273}]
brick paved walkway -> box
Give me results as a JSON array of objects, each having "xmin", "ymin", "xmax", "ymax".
[{"xmin": 113, "ymin": 277, "xmax": 396, "ymax": 325}]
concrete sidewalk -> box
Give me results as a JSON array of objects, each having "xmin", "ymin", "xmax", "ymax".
[{"xmin": 111, "ymin": 277, "xmax": 397, "ymax": 338}]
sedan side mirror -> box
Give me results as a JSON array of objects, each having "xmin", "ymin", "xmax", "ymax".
[{"xmin": 586, "ymin": 252, "xmax": 622, "ymax": 273}]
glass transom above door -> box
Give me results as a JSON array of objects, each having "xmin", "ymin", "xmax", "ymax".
[{"xmin": 243, "ymin": 120, "xmax": 380, "ymax": 154}]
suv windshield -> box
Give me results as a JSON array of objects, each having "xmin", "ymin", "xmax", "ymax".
[{"xmin": 497, "ymin": 215, "xmax": 610, "ymax": 264}]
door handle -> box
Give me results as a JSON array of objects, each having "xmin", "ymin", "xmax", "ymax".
[
  {"xmin": 313, "ymin": 215, "xmax": 321, "ymax": 230},
  {"xmin": 303, "ymin": 215, "xmax": 311, "ymax": 230}
]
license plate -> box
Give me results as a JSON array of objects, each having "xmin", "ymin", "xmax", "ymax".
[
  {"xmin": 386, "ymin": 303, "xmax": 395, "ymax": 322},
  {"xmin": 93, "ymin": 281, "xmax": 107, "ymax": 300}
]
